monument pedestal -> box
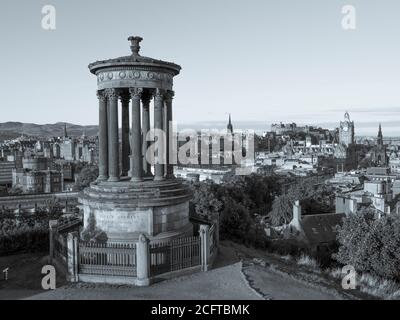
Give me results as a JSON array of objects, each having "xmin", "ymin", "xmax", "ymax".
[{"xmin": 78, "ymin": 178, "xmax": 193, "ymax": 243}]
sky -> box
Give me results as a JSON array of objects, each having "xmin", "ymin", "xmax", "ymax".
[{"xmin": 1, "ymin": 0, "xmax": 400, "ymax": 135}]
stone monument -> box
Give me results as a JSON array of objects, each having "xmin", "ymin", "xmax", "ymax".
[{"xmin": 79, "ymin": 36, "xmax": 193, "ymax": 243}]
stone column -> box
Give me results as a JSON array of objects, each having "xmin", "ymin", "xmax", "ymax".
[
  {"xmin": 106, "ymin": 88, "xmax": 120, "ymax": 182},
  {"xmin": 136, "ymin": 233, "xmax": 150, "ymax": 286},
  {"xmin": 165, "ymin": 91, "xmax": 175, "ymax": 178},
  {"xmin": 120, "ymin": 92, "xmax": 130, "ymax": 177},
  {"xmin": 199, "ymin": 224, "xmax": 210, "ymax": 272},
  {"xmin": 142, "ymin": 92, "xmax": 152, "ymax": 176},
  {"xmin": 154, "ymin": 89, "xmax": 165, "ymax": 180},
  {"xmin": 129, "ymin": 88, "xmax": 143, "ymax": 182},
  {"xmin": 97, "ymin": 90, "xmax": 108, "ymax": 181},
  {"xmin": 67, "ymin": 232, "xmax": 79, "ymax": 282},
  {"xmin": 48, "ymin": 220, "xmax": 58, "ymax": 263}
]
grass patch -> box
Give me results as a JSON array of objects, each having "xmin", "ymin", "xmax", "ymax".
[
  {"xmin": 326, "ymin": 267, "xmax": 400, "ymax": 300},
  {"xmin": 358, "ymin": 273, "xmax": 400, "ymax": 300},
  {"xmin": 327, "ymin": 267, "xmax": 343, "ymax": 280},
  {"xmin": 296, "ymin": 254, "xmax": 320, "ymax": 271},
  {"xmin": 281, "ymin": 254, "xmax": 292, "ymax": 262}
]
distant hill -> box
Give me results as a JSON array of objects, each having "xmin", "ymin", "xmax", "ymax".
[{"xmin": 0, "ymin": 122, "xmax": 99, "ymax": 141}]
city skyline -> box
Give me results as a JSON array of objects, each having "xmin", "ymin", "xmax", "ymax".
[
  {"xmin": 1, "ymin": 0, "xmax": 400, "ymax": 130},
  {"xmin": 0, "ymin": 116, "xmax": 397, "ymax": 137}
]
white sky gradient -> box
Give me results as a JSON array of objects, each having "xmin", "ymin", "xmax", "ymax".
[{"xmin": 0, "ymin": 0, "xmax": 400, "ymax": 135}]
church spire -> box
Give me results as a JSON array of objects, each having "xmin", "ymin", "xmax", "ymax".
[
  {"xmin": 64, "ymin": 123, "xmax": 68, "ymax": 138},
  {"xmin": 377, "ymin": 123, "xmax": 383, "ymax": 146},
  {"xmin": 227, "ymin": 114, "xmax": 233, "ymax": 134}
]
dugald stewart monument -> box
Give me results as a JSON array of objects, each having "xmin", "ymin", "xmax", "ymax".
[
  {"xmin": 45, "ymin": 36, "xmax": 219, "ymax": 287},
  {"xmin": 80, "ymin": 36, "xmax": 193, "ymax": 244}
]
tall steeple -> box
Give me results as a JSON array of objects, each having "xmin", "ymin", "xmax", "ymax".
[
  {"xmin": 227, "ymin": 114, "xmax": 233, "ymax": 134},
  {"xmin": 64, "ymin": 123, "xmax": 68, "ymax": 138},
  {"xmin": 377, "ymin": 123, "xmax": 383, "ymax": 146}
]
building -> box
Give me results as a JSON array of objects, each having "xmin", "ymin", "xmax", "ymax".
[
  {"xmin": 370, "ymin": 124, "xmax": 388, "ymax": 166},
  {"xmin": 365, "ymin": 167, "xmax": 397, "ymax": 183},
  {"xmin": 334, "ymin": 112, "xmax": 357, "ymax": 170},
  {"xmin": 282, "ymin": 201, "xmax": 345, "ymax": 262},
  {"xmin": 389, "ymin": 158, "xmax": 400, "ymax": 173},
  {"xmin": 60, "ymin": 138, "xmax": 76, "ymax": 161},
  {"xmin": 174, "ymin": 166, "xmax": 231, "ymax": 183},
  {"xmin": 339, "ymin": 112, "xmax": 354, "ymax": 147},
  {"xmin": 271, "ymin": 122, "xmax": 298, "ymax": 135},
  {"xmin": 335, "ymin": 177, "xmax": 393, "ymax": 216},
  {"xmin": 392, "ymin": 180, "xmax": 400, "ymax": 197},
  {"xmin": 0, "ymin": 159, "xmax": 15, "ymax": 187},
  {"xmin": 327, "ymin": 170, "xmax": 364, "ymax": 191},
  {"xmin": 12, "ymin": 157, "xmax": 63, "ymax": 194}
]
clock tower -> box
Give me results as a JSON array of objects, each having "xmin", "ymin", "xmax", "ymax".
[{"xmin": 339, "ymin": 111, "xmax": 354, "ymax": 147}]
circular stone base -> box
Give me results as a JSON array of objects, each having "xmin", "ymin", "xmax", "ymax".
[{"xmin": 78, "ymin": 178, "xmax": 193, "ymax": 243}]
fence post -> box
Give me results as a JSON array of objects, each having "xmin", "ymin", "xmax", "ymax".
[
  {"xmin": 199, "ymin": 224, "xmax": 210, "ymax": 272},
  {"xmin": 67, "ymin": 232, "xmax": 79, "ymax": 282},
  {"xmin": 136, "ymin": 233, "xmax": 151, "ymax": 286},
  {"xmin": 48, "ymin": 220, "xmax": 58, "ymax": 263},
  {"xmin": 213, "ymin": 215, "xmax": 220, "ymax": 250}
]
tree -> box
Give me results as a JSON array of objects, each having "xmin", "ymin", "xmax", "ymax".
[
  {"xmin": 270, "ymin": 194, "xmax": 293, "ymax": 225},
  {"xmin": 36, "ymin": 197, "xmax": 63, "ymax": 217},
  {"xmin": 73, "ymin": 165, "xmax": 99, "ymax": 191},
  {"xmin": 334, "ymin": 208, "xmax": 400, "ymax": 280},
  {"xmin": 81, "ymin": 212, "xmax": 107, "ymax": 243},
  {"xmin": 268, "ymin": 177, "xmax": 335, "ymax": 226},
  {"xmin": 220, "ymin": 200, "xmax": 251, "ymax": 240},
  {"xmin": 189, "ymin": 175, "xmax": 280, "ymax": 248},
  {"xmin": 8, "ymin": 185, "xmax": 23, "ymax": 195},
  {"xmin": 191, "ymin": 181, "xmax": 223, "ymax": 221}
]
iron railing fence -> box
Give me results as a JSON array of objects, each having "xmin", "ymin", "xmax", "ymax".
[
  {"xmin": 150, "ymin": 236, "xmax": 201, "ymax": 276},
  {"xmin": 78, "ymin": 242, "xmax": 137, "ymax": 277}
]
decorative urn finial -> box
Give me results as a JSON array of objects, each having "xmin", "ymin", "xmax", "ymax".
[{"xmin": 128, "ymin": 36, "xmax": 143, "ymax": 56}]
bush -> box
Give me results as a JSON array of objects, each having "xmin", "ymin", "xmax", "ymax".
[
  {"xmin": 0, "ymin": 213, "xmax": 56, "ymax": 255},
  {"xmin": 334, "ymin": 210, "xmax": 400, "ymax": 280},
  {"xmin": 0, "ymin": 226, "xmax": 48, "ymax": 255}
]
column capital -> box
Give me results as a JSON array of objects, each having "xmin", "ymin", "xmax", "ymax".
[
  {"xmin": 164, "ymin": 90, "xmax": 175, "ymax": 103},
  {"xmin": 141, "ymin": 91, "xmax": 152, "ymax": 105},
  {"xmin": 154, "ymin": 88, "xmax": 165, "ymax": 101},
  {"xmin": 104, "ymin": 88, "xmax": 118, "ymax": 100},
  {"xmin": 119, "ymin": 91, "xmax": 130, "ymax": 104},
  {"xmin": 129, "ymin": 87, "xmax": 143, "ymax": 100},
  {"xmin": 96, "ymin": 90, "xmax": 107, "ymax": 102}
]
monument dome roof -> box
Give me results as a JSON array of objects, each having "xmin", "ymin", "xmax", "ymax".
[{"xmin": 88, "ymin": 36, "xmax": 181, "ymax": 75}]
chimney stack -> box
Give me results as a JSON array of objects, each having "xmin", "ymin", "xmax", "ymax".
[
  {"xmin": 293, "ymin": 200, "xmax": 302, "ymax": 222},
  {"xmin": 289, "ymin": 200, "xmax": 302, "ymax": 232}
]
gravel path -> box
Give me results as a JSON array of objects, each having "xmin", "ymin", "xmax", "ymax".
[
  {"xmin": 27, "ymin": 262, "xmax": 261, "ymax": 300},
  {"xmin": 242, "ymin": 263, "xmax": 340, "ymax": 300}
]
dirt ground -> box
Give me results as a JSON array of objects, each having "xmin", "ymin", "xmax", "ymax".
[{"xmin": 0, "ymin": 252, "xmax": 67, "ymax": 300}]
